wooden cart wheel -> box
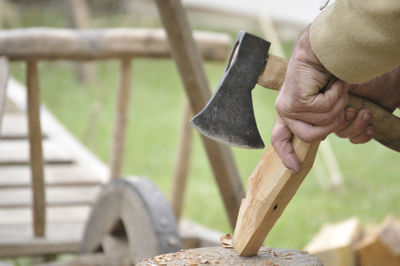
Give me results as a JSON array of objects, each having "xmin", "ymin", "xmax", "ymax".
[{"xmin": 80, "ymin": 176, "xmax": 182, "ymax": 264}]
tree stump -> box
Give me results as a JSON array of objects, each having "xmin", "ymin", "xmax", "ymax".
[{"xmin": 137, "ymin": 246, "xmax": 323, "ymax": 265}]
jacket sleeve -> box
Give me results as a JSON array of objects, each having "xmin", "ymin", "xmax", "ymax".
[{"xmin": 310, "ymin": 0, "xmax": 400, "ymax": 83}]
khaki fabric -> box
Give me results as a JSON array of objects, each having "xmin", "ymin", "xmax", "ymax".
[{"xmin": 310, "ymin": 0, "xmax": 400, "ymax": 83}]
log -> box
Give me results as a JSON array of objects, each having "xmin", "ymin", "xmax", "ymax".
[
  {"xmin": 233, "ymin": 137, "xmax": 320, "ymax": 256},
  {"xmin": 109, "ymin": 59, "xmax": 131, "ymax": 179},
  {"xmin": 304, "ymin": 217, "xmax": 362, "ymax": 266},
  {"xmin": 0, "ymin": 28, "xmax": 231, "ymax": 61},
  {"xmin": 155, "ymin": 0, "xmax": 244, "ymax": 229},
  {"xmin": 137, "ymin": 246, "xmax": 323, "ymax": 266},
  {"xmin": 26, "ymin": 60, "xmax": 46, "ymax": 237}
]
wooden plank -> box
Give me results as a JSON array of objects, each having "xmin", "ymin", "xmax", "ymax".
[
  {"xmin": 155, "ymin": 0, "xmax": 244, "ymax": 228},
  {"xmin": 1, "ymin": 113, "xmax": 48, "ymax": 139},
  {"xmin": 0, "ymin": 28, "xmax": 231, "ymax": 61},
  {"xmin": 0, "ymin": 206, "xmax": 90, "ymax": 225},
  {"xmin": 0, "ymin": 165, "xmax": 104, "ymax": 188},
  {"xmin": 171, "ymin": 99, "xmax": 193, "ymax": 220},
  {"xmin": 233, "ymin": 137, "xmax": 320, "ymax": 256},
  {"xmin": 0, "ymin": 185, "xmax": 100, "ymax": 208},
  {"xmin": 109, "ymin": 59, "xmax": 131, "ymax": 179},
  {"xmin": 0, "ymin": 56, "xmax": 8, "ymax": 133},
  {"xmin": 304, "ymin": 217, "xmax": 361, "ymax": 266},
  {"xmin": 0, "ymin": 222, "xmax": 84, "ymax": 257},
  {"xmin": 26, "ymin": 59, "xmax": 46, "ymax": 236},
  {"xmin": 0, "ymin": 140, "xmax": 74, "ymax": 165}
]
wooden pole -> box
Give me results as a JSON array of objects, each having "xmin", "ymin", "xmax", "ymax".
[
  {"xmin": 155, "ymin": 0, "xmax": 244, "ymax": 228},
  {"xmin": 26, "ymin": 60, "xmax": 46, "ymax": 236},
  {"xmin": 109, "ymin": 59, "xmax": 131, "ymax": 179},
  {"xmin": 0, "ymin": 28, "xmax": 231, "ymax": 62},
  {"xmin": 171, "ymin": 99, "xmax": 193, "ymax": 220},
  {"xmin": 67, "ymin": 0, "xmax": 96, "ymax": 84}
]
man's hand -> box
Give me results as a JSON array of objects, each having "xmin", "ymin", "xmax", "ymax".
[
  {"xmin": 272, "ymin": 27, "xmax": 350, "ymax": 173},
  {"xmin": 336, "ymin": 66, "xmax": 400, "ymax": 144}
]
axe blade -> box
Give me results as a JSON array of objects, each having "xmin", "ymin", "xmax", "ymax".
[{"xmin": 191, "ymin": 31, "xmax": 271, "ymax": 149}]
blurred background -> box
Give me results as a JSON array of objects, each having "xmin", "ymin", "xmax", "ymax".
[{"xmin": 0, "ymin": 0, "xmax": 399, "ymax": 265}]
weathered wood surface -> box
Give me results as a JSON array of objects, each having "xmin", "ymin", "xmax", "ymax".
[
  {"xmin": 156, "ymin": 0, "xmax": 244, "ymax": 228},
  {"xmin": 35, "ymin": 253, "xmax": 130, "ymax": 266},
  {"xmin": 0, "ymin": 56, "xmax": 8, "ymax": 132},
  {"xmin": 0, "ymin": 206, "xmax": 90, "ymax": 225},
  {"xmin": 137, "ymin": 246, "xmax": 323, "ymax": 266},
  {"xmin": 1, "ymin": 113, "xmax": 48, "ymax": 139},
  {"xmin": 171, "ymin": 99, "xmax": 193, "ymax": 220},
  {"xmin": 0, "ymin": 28, "xmax": 231, "ymax": 61},
  {"xmin": 305, "ymin": 217, "xmax": 361, "ymax": 266},
  {"xmin": 0, "ymin": 222, "xmax": 84, "ymax": 257},
  {"xmin": 0, "ymin": 165, "xmax": 102, "ymax": 188},
  {"xmin": 0, "ymin": 185, "xmax": 100, "ymax": 208},
  {"xmin": 109, "ymin": 59, "xmax": 131, "ymax": 179},
  {"xmin": 80, "ymin": 177, "xmax": 181, "ymax": 264},
  {"xmin": 0, "ymin": 140, "xmax": 74, "ymax": 165},
  {"xmin": 233, "ymin": 137, "xmax": 320, "ymax": 256},
  {"xmin": 26, "ymin": 60, "xmax": 46, "ymax": 237}
]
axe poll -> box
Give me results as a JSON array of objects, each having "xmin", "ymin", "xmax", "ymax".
[{"xmin": 191, "ymin": 31, "xmax": 400, "ymax": 256}]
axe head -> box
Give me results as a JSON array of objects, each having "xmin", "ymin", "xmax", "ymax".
[{"xmin": 191, "ymin": 31, "xmax": 270, "ymax": 148}]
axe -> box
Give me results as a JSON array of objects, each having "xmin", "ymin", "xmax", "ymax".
[{"xmin": 191, "ymin": 31, "xmax": 400, "ymax": 256}]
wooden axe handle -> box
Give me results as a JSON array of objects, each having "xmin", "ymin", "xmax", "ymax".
[
  {"xmin": 233, "ymin": 55, "xmax": 400, "ymax": 256},
  {"xmin": 258, "ymin": 54, "xmax": 400, "ymax": 153}
]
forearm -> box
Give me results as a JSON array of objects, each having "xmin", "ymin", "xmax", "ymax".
[{"xmin": 310, "ymin": 0, "xmax": 400, "ymax": 83}]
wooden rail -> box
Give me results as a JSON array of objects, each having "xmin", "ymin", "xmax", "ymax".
[{"xmin": 0, "ymin": 28, "xmax": 231, "ymax": 61}]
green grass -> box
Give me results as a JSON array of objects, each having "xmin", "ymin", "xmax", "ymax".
[{"xmin": 5, "ymin": 4, "xmax": 400, "ymax": 260}]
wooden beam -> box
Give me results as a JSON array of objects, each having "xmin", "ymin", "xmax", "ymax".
[
  {"xmin": 26, "ymin": 60, "xmax": 46, "ymax": 237},
  {"xmin": 109, "ymin": 59, "xmax": 131, "ymax": 179},
  {"xmin": 233, "ymin": 137, "xmax": 320, "ymax": 256},
  {"xmin": 155, "ymin": 0, "xmax": 244, "ymax": 228},
  {"xmin": 171, "ymin": 99, "xmax": 193, "ymax": 220},
  {"xmin": 0, "ymin": 28, "xmax": 231, "ymax": 62}
]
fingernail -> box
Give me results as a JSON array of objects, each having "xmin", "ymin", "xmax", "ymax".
[
  {"xmin": 366, "ymin": 127, "xmax": 374, "ymax": 136},
  {"xmin": 345, "ymin": 111, "xmax": 356, "ymax": 121},
  {"xmin": 362, "ymin": 112, "xmax": 372, "ymax": 122}
]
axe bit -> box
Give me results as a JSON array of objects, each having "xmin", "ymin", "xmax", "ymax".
[{"xmin": 191, "ymin": 31, "xmax": 400, "ymax": 257}]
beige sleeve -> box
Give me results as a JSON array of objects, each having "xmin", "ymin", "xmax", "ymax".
[{"xmin": 310, "ymin": 0, "xmax": 400, "ymax": 83}]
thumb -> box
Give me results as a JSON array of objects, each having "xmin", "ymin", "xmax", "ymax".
[{"xmin": 271, "ymin": 115, "xmax": 301, "ymax": 173}]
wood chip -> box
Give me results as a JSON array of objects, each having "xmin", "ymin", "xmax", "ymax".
[
  {"xmin": 189, "ymin": 258, "xmax": 198, "ymax": 266},
  {"xmin": 265, "ymin": 260, "xmax": 278, "ymax": 266},
  {"xmin": 220, "ymin": 233, "xmax": 233, "ymax": 248}
]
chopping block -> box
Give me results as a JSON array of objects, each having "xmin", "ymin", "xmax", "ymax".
[{"xmin": 136, "ymin": 246, "xmax": 323, "ymax": 265}]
